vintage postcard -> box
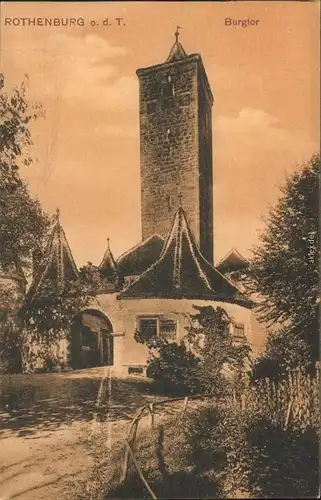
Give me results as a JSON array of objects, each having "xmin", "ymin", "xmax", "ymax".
[{"xmin": 0, "ymin": 1, "xmax": 319, "ymax": 499}]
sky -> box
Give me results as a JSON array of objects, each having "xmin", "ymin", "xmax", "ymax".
[{"xmin": 1, "ymin": 1, "xmax": 320, "ymax": 267}]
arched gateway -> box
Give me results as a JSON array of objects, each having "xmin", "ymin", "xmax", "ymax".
[{"xmin": 70, "ymin": 309, "xmax": 114, "ymax": 369}]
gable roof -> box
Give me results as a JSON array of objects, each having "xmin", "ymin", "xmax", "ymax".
[
  {"xmin": 116, "ymin": 235, "xmax": 164, "ymax": 277},
  {"xmin": 118, "ymin": 208, "xmax": 251, "ymax": 308},
  {"xmin": 25, "ymin": 210, "xmax": 78, "ymax": 303},
  {"xmin": 99, "ymin": 239, "xmax": 118, "ymax": 278},
  {"xmin": 216, "ymin": 248, "xmax": 250, "ymax": 275}
]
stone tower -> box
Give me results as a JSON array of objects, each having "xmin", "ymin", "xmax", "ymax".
[{"xmin": 136, "ymin": 29, "xmax": 214, "ymax": 263}]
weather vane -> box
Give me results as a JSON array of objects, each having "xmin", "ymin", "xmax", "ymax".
[{"xmin": 175, "ymin": 25, "xmax": 182, "ymax": 43}]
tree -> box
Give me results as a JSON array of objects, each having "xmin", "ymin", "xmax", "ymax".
[
  {"xmin": 0, "ymin": 73, "xmax": 42, "ymax": 190},
  {"xmin": 0, "ymin": 74, "xmax": 49, "ymax": 273},
  {"xmin": 247, "ymin": 153, "xmax": 319, "ymax": 362},
  {"xmin": 0, "ymin": 74, "xmax": 49, "ymax": 372},
  {"xmin": 251, "ymin": 327, "xmax": 311, "ymax": 381},
  {"xmin": 22, "ymin": 274, "xmax": 99, "ymax": 372},
  {"xmin": 187, "ymin": 306, "xmax": 251, "ymax": 396}
]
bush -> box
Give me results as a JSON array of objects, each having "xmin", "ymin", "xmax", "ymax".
[
  {"xmin": 179, "ymin": 394, "xmax": 319, "ymax": 498},
  {"xmin": 245, "ymin": 416, "xmax": 319, "ymax": 498},
  {"xmin": 251, "ymin": 328, "xmax": 313, "ymax": 382},
  {"xmin": 146, "ymin": 340, "xmax": 201, "ymax": 396}
]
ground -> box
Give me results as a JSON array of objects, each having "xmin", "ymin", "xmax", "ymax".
[{"xmin": 0, "ymin": 368, "xmax": 162, "ymax": 500}]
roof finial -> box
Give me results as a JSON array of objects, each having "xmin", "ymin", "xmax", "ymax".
[
  {"xmin": 107, "ymin": 237, "xmax": 110, "ymax": 249},
  {"xmin": 178, "ymin": 192, "xmax": 183, "ymax": 208},
  {"xmin": 175, "ymin": 25, "xmax": 182, "ymax": 43}
]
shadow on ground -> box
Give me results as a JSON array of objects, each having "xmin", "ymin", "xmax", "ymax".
[
  {"xmin": 0, "ymin": 369, "xmax": 156, "ymax": 437},
  {"xmin": 106, "ymin": 471, "xmax": 222, "ymax": 499}
]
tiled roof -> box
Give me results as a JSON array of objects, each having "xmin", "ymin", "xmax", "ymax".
[
  {"xmin": 25, "ymin": 210, "xmax": 78, "ymax": 303},
  {"xmin": 216, "ymin": 249, "xmax": 250, "ymax": 275},
  {"xmin": 118, "ymin": 208, "xmax": 251, "ymax": 307},
  {"xmin": 116, "ymin": 235, "xmax": 164, "ymax": 277}
]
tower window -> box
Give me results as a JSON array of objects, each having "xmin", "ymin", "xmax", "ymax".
[
  {"xmin": 147, "ymin": 101, "xmax": 157, "ymax": 114},
  {"xmin": 179, "ymin": 93, "xmax": 191, "ymax": 107},
  {"xmin": 163, "ymin": 82, "xmax": 174, "ymax": 98},
  {"xmin": 167, "ymin": 195, "xmax": 173, "ymax": 209},
  {"xmin": 161, "ymin": 97, "xmax": 174, "ymax": 110}
]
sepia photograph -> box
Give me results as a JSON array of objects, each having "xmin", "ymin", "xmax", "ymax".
[{"xmin": 0, "ymin": 1, "xmax": 320, "ymax": 499}]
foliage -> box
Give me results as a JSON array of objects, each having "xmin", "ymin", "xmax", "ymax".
[
  {"xmin": 246, "ymin": 153, "xmax": 319, "ymax": 361},
  {"xmin": 0, "ymin": 73, "xmax": 43, "ymax": 190},
  {"xmin": 251, "ymin": 327, "xmax": 312, "ymax": 381},
  {"xmin": 134, "ymin": 328, "xmax": 201, "ymax": 395},
  {"xmin": 245, "ymin": 416, "xmax": 319, "ymax": 498},
  {"xmin": 0, "ymin": 182, "xmax": 49, "ymax": 272},
  {"xmin": 0, "ymin": 74, "xmax": 49, "ymax": 272},
  {"xmin": 134, "ymin": 305, "xmax": 251, "ymax": 396},
  {"xmin": 146, "ymin": 340, "xmax": 201, "ymax": 395},
  {"xmin": 187, "ymin": 306, "xmax": 252, "ymax": 395},
  {"xmin": 180, "ymin": 369, "xmax": 319, "ymax": 498},
  {"xmin": 0, "ymin": 281, "xmax": 24, "ymax": 373},
  {"xmin": 78, "ymin": 261, "xmax": 103, "ymax": 294},
  {"xmin": 22, "ymin": 276, "xmax": 96, "ymax": 372}
]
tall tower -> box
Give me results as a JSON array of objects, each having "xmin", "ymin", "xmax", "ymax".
[{"xmin": 136, "ymin": 29, "xmax": 214, "ymax": 263}]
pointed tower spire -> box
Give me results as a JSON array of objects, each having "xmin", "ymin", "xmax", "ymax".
[
  {"xmin": 166, "ymin": 26, "xmax": 187, "ymax": 62},
  {"xmin": 26, "ymin": 209, "xmax": 79, "ymax": 303},
  {"xmin": 99, "ymin": 237, "xmax": 118, "ymax": 278}
]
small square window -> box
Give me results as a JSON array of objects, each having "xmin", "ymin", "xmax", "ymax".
[
  {"xmin": 233, "ymin": 323, "xmax": 245, "ymax": 341},
  {"xmin": 160, "ymin": 319, "xmax": 177, "ymax": 340},
  {"xmin": 147, "ymin": 101, "xmax": 157, "ymax": 114},
  {"xmin": 179, "ymin": 94, "xmax": 191, "ymax": 107},
  {"xmin": 139, "ymin": 318, "xmax": 158, "ymax": 339},
  {"xmin": 161, "ymin": 97, "xmax": 174, "ymax": 110},
  {"xmin": 163, "ymin": 83, "xmax": 174, "ymax": 98}
]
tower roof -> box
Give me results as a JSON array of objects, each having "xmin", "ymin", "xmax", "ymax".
[
  {"xmin": 25, "ymin": 209, "xmax": 78, "ymax": 303},
  {"xmin": 117, "ymin": 235, "xmax": 164, "ymax": 277},
  {"xmin": 118, "ymin": 207, "xmax": 251, "ymax": 307},
  {"xmin": 99, "ymin": 238, "xmax": 118, "ymax": 277},
  {"xmin": 216, "ymin": 249, "xmax": 250, "ymax": 275},
  {"xmin": 166, "ymin": 26, "xmax": 187, "ymax": 62}
]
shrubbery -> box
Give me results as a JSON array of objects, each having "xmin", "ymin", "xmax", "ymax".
[
  {"xmin": 251, "ymin": 327, "xmax": 313, "ymax": 382},
  {"xmin": 179, "ymin": 371, "xmax": 319, "ymax": 498},
  {"xmin": 146, "ymin": 340, "xmax": 201, "ymax": 395},
  {"xmin": 135, "ymin": 305, "xmax": 251, "ymax": 397}
]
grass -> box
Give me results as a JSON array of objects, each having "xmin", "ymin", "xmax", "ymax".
[{"xmin": 104, "ymin": 400, "xmax": 225, "ymax": 499}]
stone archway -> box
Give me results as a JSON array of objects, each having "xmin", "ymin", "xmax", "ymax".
[{"xmin": 70, "ymin": 309, "xmax": 114, "ymax": 370}]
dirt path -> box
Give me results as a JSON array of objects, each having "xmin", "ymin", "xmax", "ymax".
[{"xmin": 0, "ymin": 368, "xmax": 156, "ymax": 500}]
